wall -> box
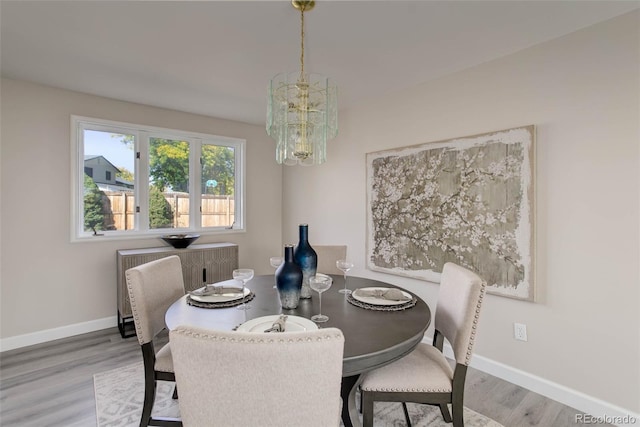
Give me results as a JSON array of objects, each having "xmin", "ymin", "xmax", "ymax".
[
  {"xmin": 283, "ymin": 11, "xmax": 639, "ymax": 414},
  {"xmin": 0, "ymin": 78, "xmax": 282, "ymax": 341}
]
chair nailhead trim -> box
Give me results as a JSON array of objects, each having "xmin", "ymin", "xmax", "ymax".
[
  {"xmin": 464, "ymin": 281, "xmax": 487, "ymax": 366},
  {"xmin": 365, "ymin": 387, "xmax": 451, "ymax": 392},
  {"xmin": 125, "ymin": 271, "xmax": 145, "ymax": 343},
  {"xmin": 176, "ymin": 328, "xmax": 343, "ymax": 344}
]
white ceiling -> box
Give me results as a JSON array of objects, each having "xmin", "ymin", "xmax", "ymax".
[{"xmin": 2, "ymin": 1, "xmax": 637, "ymax": 126}]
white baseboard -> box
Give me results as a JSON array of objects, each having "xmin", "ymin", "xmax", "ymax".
[
  {"xmin": 0, "ymin": 316, "xmax": 117, "ymax": 353},
  {"xmin": 422, "ymin": 337, "xmax": 639, "ymax": 427}
]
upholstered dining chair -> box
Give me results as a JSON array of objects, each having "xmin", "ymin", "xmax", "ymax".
[
  {"xmin": 170, "ymin": 326, "xmax": 345, "ymax": 427},
  {"xmin": 315, "ymin": 245, "xmax": 347, "ymax": 275},
  {"xmin": 125, "ymin": 255, "xmax": 185, "ymax": 427},
  {"xmin": 360, "ymin": 262, "xmax": 486, "ymax": 427}
]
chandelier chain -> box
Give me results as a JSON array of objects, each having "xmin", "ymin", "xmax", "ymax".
[{"xmin": 299, "ymin": 7, "xmax": 305, "ymax": 80}]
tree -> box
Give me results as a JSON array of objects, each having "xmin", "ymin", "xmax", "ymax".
[
  {"xmin": 202, "ymin": 145, "xmax": 235, "ymax": 195},
  {"xmin": 116, "ymin": 166, "xmax": 134, "ymax": 182},
  {"xmin": 148, "ymin": 138, "xmax": 235, "ymax": 196},
  {"xmin": 84, "ymin": 174, "xmax": 106, "ymax": 232},
  {"xmin": 149, "ymin": 138, "xmax": 189, "ymax": 192},
  {"xmin": 149, "ymin": 185, "xmax": 174, "ymax": 229}
]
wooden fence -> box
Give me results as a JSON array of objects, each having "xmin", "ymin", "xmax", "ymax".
[{"xmin": 103, "ymin": 191, "xmax": 234, "ymax": 230}]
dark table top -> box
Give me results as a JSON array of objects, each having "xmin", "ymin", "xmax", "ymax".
[{"xmin": 165, "ymin": 274, "xmax": 431, "ymax": 376}]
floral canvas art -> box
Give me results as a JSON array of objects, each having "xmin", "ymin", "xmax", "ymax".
[{"xmin": 366, "ymin": 126, "xmax": 535, "ymax": 300}]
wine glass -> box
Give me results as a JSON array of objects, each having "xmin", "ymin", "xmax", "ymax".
[
  {"xmin": 336, "ymin": 260, "xmax": 354, "ymax": 295},
  {"xmin": 269, "ymin": 256, "xmax": 284, "ymax": 288},
  {"xmin": 233, "ymin": 268, "xmax": 254, "ymax": 310},
  {"xmin": 309, "ymin": 274, "xmax": 332, "ymax": 323}
]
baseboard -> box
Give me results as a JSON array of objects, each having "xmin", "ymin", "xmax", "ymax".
[
  {"xmin": 0, "ymin": 316, "xmax": 117, "ymax": 353},
  {"xmin": 422, "ymin": 337, "xmax": 639, "ymax": 427}
]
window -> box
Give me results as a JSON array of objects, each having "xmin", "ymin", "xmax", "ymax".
[{"xmin": 71, "ymin": 116, "xmax": 245, "ymax": 241}]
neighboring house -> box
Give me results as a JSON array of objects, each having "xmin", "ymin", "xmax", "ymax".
[{"xmin": 84, "ymin": 155, "xmax": 133, "ymax": 191}]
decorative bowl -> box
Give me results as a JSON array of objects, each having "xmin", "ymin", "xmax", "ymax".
[{"xmin": 161, "ymin": 234, "xmax": 200, "ymax": 249}]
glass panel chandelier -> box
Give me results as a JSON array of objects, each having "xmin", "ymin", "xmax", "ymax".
[{"xmin": 266, "ymin": 0, "xmax": 338, "ymax": 166}]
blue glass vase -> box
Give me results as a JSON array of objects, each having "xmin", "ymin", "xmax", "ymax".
[
  {"xmin": 275, "ymin": 244, "xmax": 303, "ymax": 309},
  {"xmin": 294, "ymin": 224, "xmax": 317, "ymax": 299}
]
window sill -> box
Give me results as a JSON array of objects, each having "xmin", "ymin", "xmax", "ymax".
[{"xmin": 71, "ymin": 227, "xmax": 245, "ymax": 243}]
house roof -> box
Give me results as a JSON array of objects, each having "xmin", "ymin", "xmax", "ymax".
[
  {"xmin": 84, "ymin": 155, "xmax": 121, "ymax": 173},
  {"xmin": 115, "ymin": 177, "xmax": 133, "ymax": 187}
]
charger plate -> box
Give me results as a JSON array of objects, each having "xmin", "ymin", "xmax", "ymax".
[
  {"xmin": 187, "ymin": 289, "xmax": 254, "ymax": 309},
  {"xmin": 347, "ymin": 289, "xmax": 417, "ymax": 312},
  {"xmin": 189, "ymin": 285, "xmax": 250, "ymax": 303},
  {"xmin": 352, "ymin": 287, "xmax": 413, "ymax": 306}
]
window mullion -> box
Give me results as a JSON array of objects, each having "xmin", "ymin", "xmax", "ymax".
[
  {"xmin": 236, "ymin": 140, "xmax": 246, "ymax": 230},
  {"xmin": 137, "ymin": 131, "xmax": 150, "ymax": 232},
  {"xmin": 191, "ymin": 139, "xmax": 202, "ymax": 230}
]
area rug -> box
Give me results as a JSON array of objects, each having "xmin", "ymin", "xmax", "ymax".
[{"xmin": 94, "ymin": 362, "xmax": 503, "ymax": 427}]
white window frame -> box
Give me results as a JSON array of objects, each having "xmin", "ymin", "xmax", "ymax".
[{"xmin": 70, "ymin": 115, "xmax": 246, "ymax": 242}]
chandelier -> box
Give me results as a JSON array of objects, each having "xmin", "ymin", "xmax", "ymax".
[{"xmin": 266, "ymin": 0, "xmax": 338, "ymax": 166}]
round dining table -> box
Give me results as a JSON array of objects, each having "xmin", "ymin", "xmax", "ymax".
[{"xmin": 165, "ymin": 274, "xmax": 431, "ymax": 427}]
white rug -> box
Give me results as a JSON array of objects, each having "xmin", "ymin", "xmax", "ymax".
[{"xmin": 94, "ymin": 362, "xmax": 503, "ymax": 427}]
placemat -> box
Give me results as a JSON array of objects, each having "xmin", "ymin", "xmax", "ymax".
[
  {"xmin": 187, "ymin": 291, "xmax": 255, "ymax": 309},
  {"xmin": 347, "ymin": 292, "xmax": 417, "ymax": 311}
]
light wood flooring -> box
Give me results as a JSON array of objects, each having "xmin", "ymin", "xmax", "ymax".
[{"xmin": 0, "ymin": 327, "xmax": 612, "ymax": 427}]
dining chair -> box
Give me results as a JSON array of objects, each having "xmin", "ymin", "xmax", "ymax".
[
  {"xmin": 315, "ymin": 245, "xmax": 347, "ymax": 275},
  {"xmin": 360, "ymin": 262, "xmax": 486, "ymax": 427},
  {"xmin": 170, "ymin": 325, "xmax": 345, "ymax": 427},
  {"xmin": 125, "ymin": 255, "xmax": 186, "ymax": 427}
]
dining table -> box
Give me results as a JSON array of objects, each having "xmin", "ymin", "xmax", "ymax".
[{"xmin": 165, "ymin": 274, "xmax": 431, "ymax": 427}]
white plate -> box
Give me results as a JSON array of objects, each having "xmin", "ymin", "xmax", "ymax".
[
  {"xmin": 352, "ymin": 287, "xmax": 413, "ymax": 306},
  {"xmin": 236, "ymin": 315, "xmax": 318, "ymax": 333},
  {"xmin": 189, "ymin": 279, "xmax": 250, "ymax": 303}
]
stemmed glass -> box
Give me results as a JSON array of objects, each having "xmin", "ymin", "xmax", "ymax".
[
  {"xmin": 309, "ymin": 274, "xmax": 332, "ymax": 323},
  {"xmin": 269, "ymin": 256, "xmax": 284, "ymax": 288},
  {"xmin": 233, "ymin": 268, "xmax": 254, "ymax": 310},
  {"xmin": 336, "ymin": 260, "xmax": 354, "ymax": 295}
]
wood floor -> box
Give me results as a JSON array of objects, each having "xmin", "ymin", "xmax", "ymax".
[{"xmin": 0, "ymin": 327, "xmax": 611, "ymax": 427}]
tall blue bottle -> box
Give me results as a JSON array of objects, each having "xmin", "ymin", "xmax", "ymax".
[
  {"xmin": 275, "ymin": 244, "xmax": 303, "ymax": 309},
  {"xmin": 294, "ymin": 224, "xmax": 317, "ymax": 299}
]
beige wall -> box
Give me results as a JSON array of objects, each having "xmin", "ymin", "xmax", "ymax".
[
  {"xmin": 0, "ymin": 78, "xmax": 282, "ymax": 337},
  {"xmin": 283, "ymin": 12, "xmax": 639, "ymax": 412}
]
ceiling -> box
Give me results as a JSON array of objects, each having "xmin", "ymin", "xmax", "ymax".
[{"xmin": 2, "ymin": 1, "xmax": 637, "ymax": 126}]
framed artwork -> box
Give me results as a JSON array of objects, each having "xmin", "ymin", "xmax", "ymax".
[{"xmin": 366, "ymin": 125, "xmax": 535, "ymax": 301}]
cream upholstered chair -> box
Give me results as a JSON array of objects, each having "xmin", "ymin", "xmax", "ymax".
[
  {"xmin": 360, "ymin": 262, "xmax": 486, "ymax": 427},
  {"xmin": 170, "ymin": 326, "xmax": 345, "ymax": 427},
  {"xmin": 315, "ymin": 245, "xmax": 347, "ymax": 275},
  {"xmin": 125, "ymin": 255, "xmax": 185, "ymax": 427}
]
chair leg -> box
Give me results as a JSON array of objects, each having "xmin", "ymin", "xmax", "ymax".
[
  {"xmin": 452, "ymin": 401, "xmax": 464, "ymax": 427},
  {"xmin": 362, "ymin": 391, "xmax": 375, "ymax": 427},
  {"xmin": 141, "ymin": 376, "xmax": 156, "ymax": 427},
  {"xmin": 439, "ymin": 403, "xmax": 453, "ymax": 423},
  {"xmin": 140, "ymin": 342, "xmax": 158, "ymax": 426},
  {"xmin": 401, "ymin": 402, "xmax": 412, "ymax": 427},
  {"xmin": 451, "ymin": 363, "xmax": 467, "ymax": 427}
]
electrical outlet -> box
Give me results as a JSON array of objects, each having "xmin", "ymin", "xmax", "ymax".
[{"xmin": 514, "ymin": 323, "xmax": 528, "ymax": 341}]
